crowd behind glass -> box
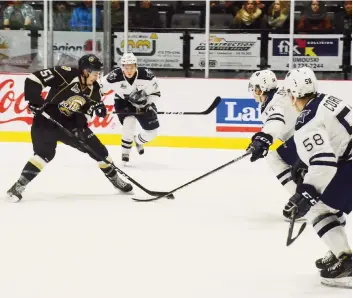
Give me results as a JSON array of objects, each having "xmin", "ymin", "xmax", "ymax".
[{"xmin": 0, "ymin": 0, "xmax": 351, "ymax": 78}]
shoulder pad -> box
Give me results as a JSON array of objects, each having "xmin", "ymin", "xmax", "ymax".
[
  {"xmin": 138, "ymin": 67, "xmax": 155, "ymax": 80},
  {"xmin": 295, "ymin": 93, "xmax": 325, "ymax": 130},
  {"xmin": 106, "ymin": 68, "xmax": 124, "ymax": 83}
]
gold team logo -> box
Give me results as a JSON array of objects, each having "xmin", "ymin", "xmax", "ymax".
[
  {"xmin": 117, "ymin": 33, "xmax": 158, "ymax": 56},
  {"xmin": 88, "ymin": 56, "xmax": 95, "ymax": 62},
  {"xmin": 59, "ymin": 95, "xmax": 86, "ymax": 117}
]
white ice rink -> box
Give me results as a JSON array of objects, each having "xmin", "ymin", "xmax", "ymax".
[{"xmin": 0, "ymin": 142, "xmax": 351, "ymax": 298}]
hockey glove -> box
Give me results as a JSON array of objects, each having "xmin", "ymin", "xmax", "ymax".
[
  {"xmin": 248, "ymin": 132, "xmax": 273, "ymax": 162},
  {"xmin": 283, "ymin": 184, "xmax": 320, "ymax": 219},
  {"xmin": 28, "ymin": 103, "xmax": 45, "ymax": 115},
  {"xmin": 291, "ymin": 158, "xmax": 308, "ymax": 186},
  {"xmin": 87, "ymin": 101, "xmax": 107, "ymax": 118},
  {"xmin": 140, "ymin": 102, "xmax": 157, "ymax": 114}
]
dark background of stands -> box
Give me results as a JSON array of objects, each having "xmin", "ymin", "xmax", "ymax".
[{"xmin": 0, "ymin": 0, "xmax": 351, "ymax": 79}]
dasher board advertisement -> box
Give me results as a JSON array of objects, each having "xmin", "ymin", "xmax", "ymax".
[
  {"xmin": 268, "ymin": 34, "xmax": 343, "ymax": 71},
  {"xmin": 190, "ymin": 34, "xmax": 261, "ymax": 70},
  {"xmin": 114, "ymin": 32, "xmax": 183, "ymax": 69}
]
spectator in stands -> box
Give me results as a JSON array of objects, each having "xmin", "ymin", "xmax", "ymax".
[
  {"xmin": 111, "ymin": 0, "xmax": 128, "ymax": 29},
  {"xmin": 53, "ymin": 1, "xmax": 71, "ymax": 31},
  {"xmin": 231, "ymin": 0, "xmax": 265, "ymax": 29},
  {"xmin": 297, "ymin": 0, "xmax": 332, "ymax": 32},
  {"xmin": 131, "ymin": 0, "xmax": 162, "ymax": 28},
  {"xmin": 210, "ymin": 1, "xmax": 237, "ymax": 16},
  {"xmin": 3, "ymin": 0, "xmax": 35, "ymax": 30},
  {"xmin": 267, "ymin": 0, "xmax": 289, "ymax": 30},
  {"xmin": 334, "ymin": 0, "xmax": 352, "ymax": 34},
  {"xmin": 70, "ymin": 0, "xmax": 102, "ymax": 32}
]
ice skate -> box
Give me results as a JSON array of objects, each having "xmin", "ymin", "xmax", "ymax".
[{"xmin": 321, "ymin": 253, "xmax": 352, "ymax": 289}]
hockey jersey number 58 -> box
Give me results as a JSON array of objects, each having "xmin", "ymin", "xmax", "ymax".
[{"xmin": 294, "ymin": 93, "xmax": 352, "ymax": 194}]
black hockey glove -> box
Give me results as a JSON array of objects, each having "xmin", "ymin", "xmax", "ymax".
[
  {"xmin": 291, "ymin": 158, "xmax": 308, "ymax": 186},
  {"xmin": 87, "ymin": 101, "xmax": 107, "ymax": 118},
  {"xmin": 28, "ymin": 103, "xmax": 45, "ymax": 116},
  {"xmin": 247, "ymin": 132, "xmax": 273, "ymax": 162},
  {"xmin": 139, "ymin": 102, "xmax": 157, "ymax": 114},
  {"xmin": 283, "ymin": 184, "xmax": 320, "ymax": 219}
]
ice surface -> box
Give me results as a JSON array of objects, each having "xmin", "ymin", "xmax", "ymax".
[{"xmin": 0, "ymin": 143, "xmax": 351, "ymax": 298}]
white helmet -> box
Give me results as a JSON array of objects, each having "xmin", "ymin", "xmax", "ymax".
[
  {"xmin": 121, "ymin": 52, "xmax": 137, "ymax": 66},
  {"xmin": 285, "ymin": 67, "xmax": 317, "ymax": 99},
  {"xmin": 248, "ymin": 70, "xmax": 277, "ymax": 102}
]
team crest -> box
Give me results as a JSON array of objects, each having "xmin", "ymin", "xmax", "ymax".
[
  {"xmin": 108, "ymin": 72, "xmax": 117, "ymax": 81},
  {"xmin": 297, "ymin": 110, "xmax": 311, "ymax": 125},
  {"xmin": 59, "ymin": 95, "xmax": 86, "ymax": 117},
  {"xmin": 89, "ymin": 56, "xmax": 95, "ymax": 62},
  {"xmin": 145, "ymin": 69, "xmax": 154, "ymax": 78}
]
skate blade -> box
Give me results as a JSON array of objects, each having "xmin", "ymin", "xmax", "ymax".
[
  {"xmin": 321, "ymin": 277, "xmax": 352, "ymax": 289},
  {"xmin": 6, "ymin": 193, "xmax": 21, "ymax": 203}
]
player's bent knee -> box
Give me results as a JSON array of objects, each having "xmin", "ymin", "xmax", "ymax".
[
  {"xmin": 141, "ymin": 128, "xmax": 158, "ymax": 142},
  {"xmin": 34, "ymin": 150, "xmax": 55, "ymax": 163}
]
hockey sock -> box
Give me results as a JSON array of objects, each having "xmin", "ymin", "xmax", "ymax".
[
  {"xmin": 19, "ymin": 155, "xmax": 47, "ymax": 184},
  {"xmin": 98, "ymin": 156, "xmax": 117, "ymax": 179},
  {"xmin": 121, "ymin": 139, "xmax": 132, "ymax": 155},
  {"xmin": 313, "ymin": 213, "xmax": 352, "ymax": 257},
  {"xmin": 267, "ymin": 151, "xmax": 297, "ymax": 195},
  {"xmin": 135, "ymin": 129, "xmax": 158, "ymax": 145}
]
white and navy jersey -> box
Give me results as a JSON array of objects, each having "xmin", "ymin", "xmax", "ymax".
[
  {"xmin": 294, "ymin": 93, "xmax": 352, "ymax": 194},
  {"xmin": 100, "ymin": 67, "xmax": 161, "ymax": 106},
  {"xmin": 260, "ymin": 87, "xmax": 299, "ymax": 142}
]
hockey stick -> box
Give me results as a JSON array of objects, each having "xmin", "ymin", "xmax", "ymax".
[
  {"xmin": 286, "ymin": 208, "xmax": 307, "ymax": 246},
  {"xmin": 41, "ymin": 112, "xmax": 174, "ymax": 199},
  {"xmin": 132, "ymin": 149, "xmax": 253, "ymax": 202},
  {"xmin": 114, "ymin": 96, "xmax": 222, "ymax": 116}
]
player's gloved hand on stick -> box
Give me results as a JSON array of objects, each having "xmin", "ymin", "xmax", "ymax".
[
  {"xmin": 142, "ymin": 102, "xmax": 157, "ymax": 114},
  {"xmin": 283, "ymin": 184, "xmax": 320, "ymax": 219},
  {"xmin": 291, "ymin": 158, "xmax": 308, "ymax": 186},
  {"xmin": 247, "ymin": 132, "xmax": 273, "ymax": 162},
  {"xmin": 28, "ymin": 103, "xmax": 45, "ymax": 115},
  {"xmin": 88, "ymin": 101, "xmax": 107, "ymax": 118}
]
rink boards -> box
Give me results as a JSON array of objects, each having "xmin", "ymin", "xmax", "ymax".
[{"xmin": 0, "ymin": 73, "xmax": 351, "ymax": 149}]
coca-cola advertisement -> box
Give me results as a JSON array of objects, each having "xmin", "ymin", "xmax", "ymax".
[{"xmin": 0, "ymin": 74, "xmax": 120, "ymax": 133}]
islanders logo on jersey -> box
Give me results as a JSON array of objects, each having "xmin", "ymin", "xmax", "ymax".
[{"xmin": 216, "ymin": 98, "xmax": 262, "ymax": 133}]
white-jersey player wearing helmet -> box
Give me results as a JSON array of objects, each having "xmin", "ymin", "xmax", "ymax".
[
  {"xmin": 283, "ymin": 67, "xmax": 352, "ymax": 288},
  {"xmin": 247, "ymin": 69, "xmax": 300, "ymax": 195},
  {"xmin": 100, "ymin": 53, "xmax": 161, "ymax": 163}
]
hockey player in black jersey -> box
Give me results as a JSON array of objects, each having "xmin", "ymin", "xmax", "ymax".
[
  {"xmin": 6, "ymin": 54, "xmax": 133, "ymax": 202},
  {"xmin": 100, "ymin": 53, "xmax": 161, "ymax": 164}
]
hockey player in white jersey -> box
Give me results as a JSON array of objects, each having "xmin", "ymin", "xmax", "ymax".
[
  {"xmin": 247, "ymin": 69, "xmax": 300, "ymax": 195},
  {"xmin": 100, "ymin": 53, "xmax": 160, "ymax": 163},
  {"xmin": 283, "ymin": 67, "xmax": 352, "ymax": 288}
]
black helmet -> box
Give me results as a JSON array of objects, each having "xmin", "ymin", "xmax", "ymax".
[{"xmin": 78, "ymin": 54, "xmax": 103, "ymax": 73}]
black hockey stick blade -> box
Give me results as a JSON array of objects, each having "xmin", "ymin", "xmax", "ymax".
[
  {"xmin": 41, "ymin": 112, "xmax": 172, "ymax": 198},
  {"xmin": 286, "ymin": 209, "xmax": 307, "ymax": 246},
  {"xmin": 182, "ymin": 96, "xmax": 222, "ymax": 115},
  {"xmin": 114, "ymin": 96, "xmax": 222, "ymax": 116},
  {"xmin": 132, "ymin": 150, "xmax": 252, "ymax": 202}
]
